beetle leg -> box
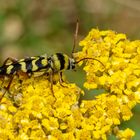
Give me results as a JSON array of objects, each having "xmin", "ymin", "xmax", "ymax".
[
  {"xmin": 49, "ymin": 71, "xmax": 54, "ymax": 95},
  {"xmin": 59, "ymin": 72, "xmax": 67, "ymax": 88},
  {"xmin": 0, "ymin": 75, "xmax": 14, "ymax": 102},
  {"xmin": 3, "ymin": 57, "xmax": 18, "ymax": 66}
]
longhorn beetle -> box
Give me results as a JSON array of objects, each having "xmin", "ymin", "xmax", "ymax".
[{"xmin": 0, "ymin": 21, "xmax": 104, "ymax": 102}]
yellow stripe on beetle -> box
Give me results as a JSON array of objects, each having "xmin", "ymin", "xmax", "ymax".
[
  {"xmin": 32, "ymin": 59, "xmax": 39, "ymax": 71},
  {"xmin": 41, "ymin": 59, "xmax": 48, "ymax": 67},
  {"xmin": 52, "ymin": 54, "xmax": 61, "ymax": 71},
  {"xmin": 6, "ymin": 65, "xmax": 14, "ymax": 74},
  {"xmin": 20, "ymin": 62, "xmax": 27, "ymax": 73},
  {"xmin": 63, "ymin": 54, "xmax": 69, "ymax": 70}
]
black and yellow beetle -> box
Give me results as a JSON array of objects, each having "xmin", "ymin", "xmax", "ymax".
[{"xmin": 0, "ymin": 21, "xmax": 104, "ymax": 102}]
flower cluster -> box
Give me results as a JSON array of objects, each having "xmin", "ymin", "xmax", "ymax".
[
  {"xmin": 0, "ymin": 75, "xmax": 83, "ymax": 140},
  {"xmin": 77, "ymin": 29, "xmax": 140, "ymax": 139},
  {"xmin": 0, "ymin": 29, "xmax": 140, "ymax": 140}
]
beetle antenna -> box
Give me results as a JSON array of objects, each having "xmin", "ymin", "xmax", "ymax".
[
  {"xmin": 72, "ymin": 19, "xmax": 79, "ymax": 58},
  {"xmin": 75, "ymin": 57, "xmax": 105, "ymax": 68}
]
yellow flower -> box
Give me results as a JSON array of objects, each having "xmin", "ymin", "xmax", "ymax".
[
  {"xmin": 116, "ymin": 128, "xmax": 135, "ymax": 140},
  {"xmin": 0, "ymin": 28, "xmax": 140, "ymax": 139}
]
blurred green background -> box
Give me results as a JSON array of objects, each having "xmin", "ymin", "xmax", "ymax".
[{"xmin": 0, "ymin": 0, "xmax": 140, "ymax": 139}]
